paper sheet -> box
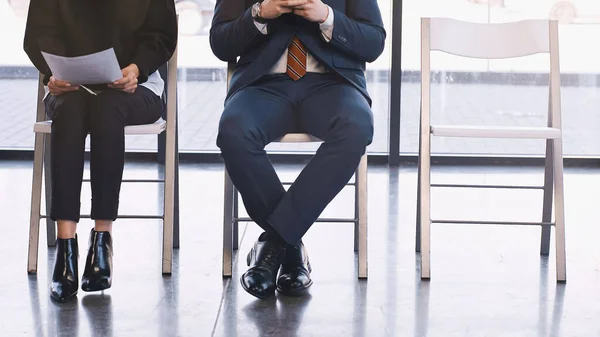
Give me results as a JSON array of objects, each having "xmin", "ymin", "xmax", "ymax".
[{"xmin": 41, "ymin": 48, "xmax": 123, "ymax": 85}]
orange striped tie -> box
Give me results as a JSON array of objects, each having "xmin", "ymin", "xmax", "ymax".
[{"xmin": 286, "ymin": 36, "xmax": 307, "ymax": 81}]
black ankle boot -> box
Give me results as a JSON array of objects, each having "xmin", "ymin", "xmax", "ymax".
[
  {"xmin": 81, "ymin": 229, "xmax": 113, "ymax": 292},
  {"xmin": 50, "ymin": 237, "xmax": 79, "ymax": 303}
]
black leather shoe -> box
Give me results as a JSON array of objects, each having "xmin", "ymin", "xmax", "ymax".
[
  {"xmin": 81, "ymin": 229, "xmax": 113, "ymax": 292},
  {"xmin": 277, "ymin": 241, "xmax": 312, "ymax": 297},
  {"xmin": 50, "ymin": 237, "xmax": 79, "ymax": 303},
  {"xmin": 240, "ymin": 234, "xmax": 286, "ymax": 299}
]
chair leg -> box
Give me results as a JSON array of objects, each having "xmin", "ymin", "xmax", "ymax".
[
  {"xmin": 172, "ymin": 136, "xmax": 180, "ymax": 249},
  {"xmin": 233, "ymin": 188, "xmax": 239, "ymax": 251},
  {"xmin": 416, "ymin": 154, "xmax": 422, "ymax": 253},
  {"xmin": 552, "ymin": 138, "xmax": 567, "ymax": 283},
  {"xmin": 162, "ymin": 129, "xmax": 176, "ymax": 275},
  {"xmin": 541, "ymin": 138, "xmax": 553, "ymax": 256},
  {"xmin": 354, "ymin": 172, "xmax": 359, "ymax": 253},
  {"xmin": 416, "ymin": 108, "xmax": 423, "ymax": 253},
  {"xmin": 223, "ymin": 170, "xmax": 235, "ymax": 277},
  {"xmin": 357, "ymin": 154, "xmax": 368, "ymax": 279},
  {"xmin": 354, "ymin": 173, "xmax": 359, "ymax": 253},
  {"xmin": 43, "ymin": 134, "xmax": 56, "ymax": 247},
  {"xmin": 157, "ymin": 132, "xmax": 166, "ymax": 165},
  {"xmin": 28, "ymin": 132, "xmax": 45, "ymax": 274},
  {"xmin": 419, "ymin": 134, "xmax": 432, "ymax": 280}
]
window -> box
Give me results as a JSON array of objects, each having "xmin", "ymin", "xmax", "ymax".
[{"xmin": 401, "ymin": 0, "xmax": 600, "ymax": 156}]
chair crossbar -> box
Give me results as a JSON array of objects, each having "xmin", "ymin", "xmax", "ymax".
[
  {"xmin": 431, "ymin": 220, "xmax": 554, "ymax": 226},
  {"xmin": 431, "ymin": 183, "xmax": 543, "ymax": 190}
]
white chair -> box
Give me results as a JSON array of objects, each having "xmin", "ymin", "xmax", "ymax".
[
  {"xmin": 28, "ymin": 45, "xmax": 180, "ymax": 275},
  {"xmin": 416, "ymin": 18, "xmax": 566, "ymax": 282},
  {"xmin": 222, "ymin": 62, "xmax": 368, "ymax": 279}
]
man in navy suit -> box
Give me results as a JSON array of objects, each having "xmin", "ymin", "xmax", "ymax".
[{"xmin": 210, "ymin": 0, "xmax": 385, "ymax": 299}]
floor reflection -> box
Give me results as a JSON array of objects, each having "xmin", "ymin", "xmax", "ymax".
[
  {"xmin": 28, "ymin": 275, "xmax": 44, "ymax": 337},
  {"xmin": 82, "ymin": 295, "xmax": 112, "ymax": 337},
  {"xmin": 48, "ymin": 297, "xmax": 79, "ymax": 337},
  {"xmin": 242, "ymin": 295, "xmax": 312, "ymax": 337},
  {"xmin": 414, "ymin": 259, "xmax": 430, "ymax": 337}
]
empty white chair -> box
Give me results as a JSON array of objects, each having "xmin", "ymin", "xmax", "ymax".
[
  {"xmin": 28, "ymin": 45, "xmax": 180, "ymax": 275},
  {"xmin": 222, "ymin": 62, "xmax": 369, "ymax": 279},
  {"xmin": 416, "ymin": 18, "xmax": 566, "ymax": 282}
]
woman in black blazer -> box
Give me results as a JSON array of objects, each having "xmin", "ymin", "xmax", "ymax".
[{"xmin": 24, "ymin": 0, "xmax": 177, "ymax": 302}]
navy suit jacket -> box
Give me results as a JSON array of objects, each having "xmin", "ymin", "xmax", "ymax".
[{"xmin": 209, "ymin": 0, "xmax": 386, "ymax": 105}]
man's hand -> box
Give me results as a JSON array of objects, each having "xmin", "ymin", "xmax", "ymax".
[
  {"xmin": 48, "ymin": 76, "xmax": 79, "ymax": 96},
  {"xmin": 108, "ymin": 64, "xmax": 139, "ymax": 94},
  {"xmin": 292, "ymin": 0, "xmax": 329, "ymax": 23},
  {"xmin": 260, "ymin": 0, "xmax": 307, "ymax": 19}
]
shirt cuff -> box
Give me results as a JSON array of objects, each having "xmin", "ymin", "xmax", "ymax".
[
  {"xmin": 319, "ymin": 5, "xmax": 334, "ymax": 42},
  {"xmin": 254, "ymin": 20, "xmax": 268, "ymax": 35}
]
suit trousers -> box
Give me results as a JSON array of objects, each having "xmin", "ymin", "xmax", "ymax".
[
  {"xmin": 217, "ymin": 73, "xmax": 373, "ymax": 245},
  {"xmin": 44, "ymin": 87, "xmax": 164, "ymax": 222}
]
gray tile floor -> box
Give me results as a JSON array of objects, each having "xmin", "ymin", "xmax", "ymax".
[
  {"xmin": 1, "ymin": 159, "xmax": 600, "ymax": 336},
  {"xmin": 3, "ymin": 76, "xmax": 600, "ymax": 156}
]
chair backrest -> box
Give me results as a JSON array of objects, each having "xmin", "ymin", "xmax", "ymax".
[
  {"xmin": 424, "ymin": 18, "xmax": 552, "ymax": 59},
  {"xmin": 420, "ymin": 18, "xmax": 562, "ymax": 129}
]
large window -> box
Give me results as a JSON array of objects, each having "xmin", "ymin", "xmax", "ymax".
[
  {"xmin": 0, "ymin": 0, "xmax": 225, "ymax": 152},
  {"xmin": 3, "ymin": 0, "xmax": 600, "ymax": 159},
  {"xmin": 401, "ymin": 0, "xmax": 600, "ymax": 156},
  {"xmin": 179, "ymin": 0, "xmax": 392, "ymax": 154},
  {"xmin": 0, "ymin": 1, "xmax": 392, "ymax": 154},
  {"xmin": 0, "ymin": 0, "xmax": 37, "ymax": 149}
]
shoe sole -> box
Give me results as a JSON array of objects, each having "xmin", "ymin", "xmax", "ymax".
[
  {"xmin": 81, "ymin": 281, "xmax": 111, "ymax": 292},
  {"xmin": 81, "ymin": 284, "xmax": 111, "ymax": 292}
]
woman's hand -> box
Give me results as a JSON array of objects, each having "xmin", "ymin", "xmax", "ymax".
[
  {"xmin": 48, "ymin": 76, "xmax": 79, "ymax": 96},
  {"xmin": 108, "ymin": 64, "xmax": 139, "ymax": 94}
]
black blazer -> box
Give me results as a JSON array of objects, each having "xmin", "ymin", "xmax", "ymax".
[
  {"xmin": 23, "ymin": 0, "xmax": 178, "ymax": 85},
  {"xmin": 210, "ymin": 0, "xmax": 386, "ymax": 105}
]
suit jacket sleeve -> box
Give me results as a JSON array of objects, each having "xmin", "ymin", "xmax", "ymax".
[
  {"xmin": 23, "ymin": 0, "xmax": 65, "ymax": 84},
  {"xmin": 209, "ymin": 0, "xmax": 268, "ymax": 62},
  {"xmin": 329, "ymin": 0, "xmax": 386, "ymax": 63},
  {"xmin": 131, "ymin": 0, "xmax": 178, "ymax": 83}
]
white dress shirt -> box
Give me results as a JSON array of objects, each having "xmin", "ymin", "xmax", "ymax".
[
  {"xmin": 253, "ymin": 6, "xmax": 334, "ymax": 74},
  {"xmin": 140, "ymin": 71, "xmax": 164, "ymax": 96}
]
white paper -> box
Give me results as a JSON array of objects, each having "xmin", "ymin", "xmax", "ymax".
[{"xmin": 41, "ymin": 48, "xmax": 123, "ymax": 85}]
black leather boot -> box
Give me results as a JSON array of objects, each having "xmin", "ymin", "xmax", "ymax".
[
  {"xmin": 240, "ymin": 233, "xmax": 286, "ymax": 299},
  {"xmin": 277, "ymin": 241, "xmax": 312, "ymax": 297},
  {"xmin": 81, "ymin": 229, "xmax": 113, "ymax": 292},
  {"xmin": 50, "ymin": 237, "xmax": 79, "ymax": 303}
]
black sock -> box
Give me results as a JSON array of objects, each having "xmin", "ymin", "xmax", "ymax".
[
  {"xmin": 285, "ymin": 239, "xmax": 302, "ymax": 248},
  {"xmin": 263, "ymin": 230, "xmax": 285, "ymax": 245}
]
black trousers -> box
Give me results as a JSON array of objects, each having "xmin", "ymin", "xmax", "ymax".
[
  {"xmin": 217, "ymin": 73, "xmax": 373, "ymax": 245},
  {"xmin": 44, "ymin": 87, "xmax": 164, "ymax": 222}
]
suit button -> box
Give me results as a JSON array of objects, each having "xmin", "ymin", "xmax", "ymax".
[{"xmin": 338, "ymin": 35, "xmax": 347, "ymax": 43}]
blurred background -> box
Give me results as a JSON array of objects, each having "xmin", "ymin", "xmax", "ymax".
[{"xmin": 1, "ymin": 0, "xmax": 599, "ymax": 158}]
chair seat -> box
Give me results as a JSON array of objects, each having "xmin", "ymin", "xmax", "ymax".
[
  {"xmin": 276, "ymin": 133, "xmax": 322, "ymax": 143},
  {"xmin": 430, "ymin": 125, "xmax": 561, "ymax": 139},
  {"xmin": 33, "ymin": 118, "xmax": 167, "ymax": 135}
]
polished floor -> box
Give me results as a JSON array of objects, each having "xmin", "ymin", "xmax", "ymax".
[{"xmin": 2, "ymin": 159, "xmax": 600, "ymax": 336}]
